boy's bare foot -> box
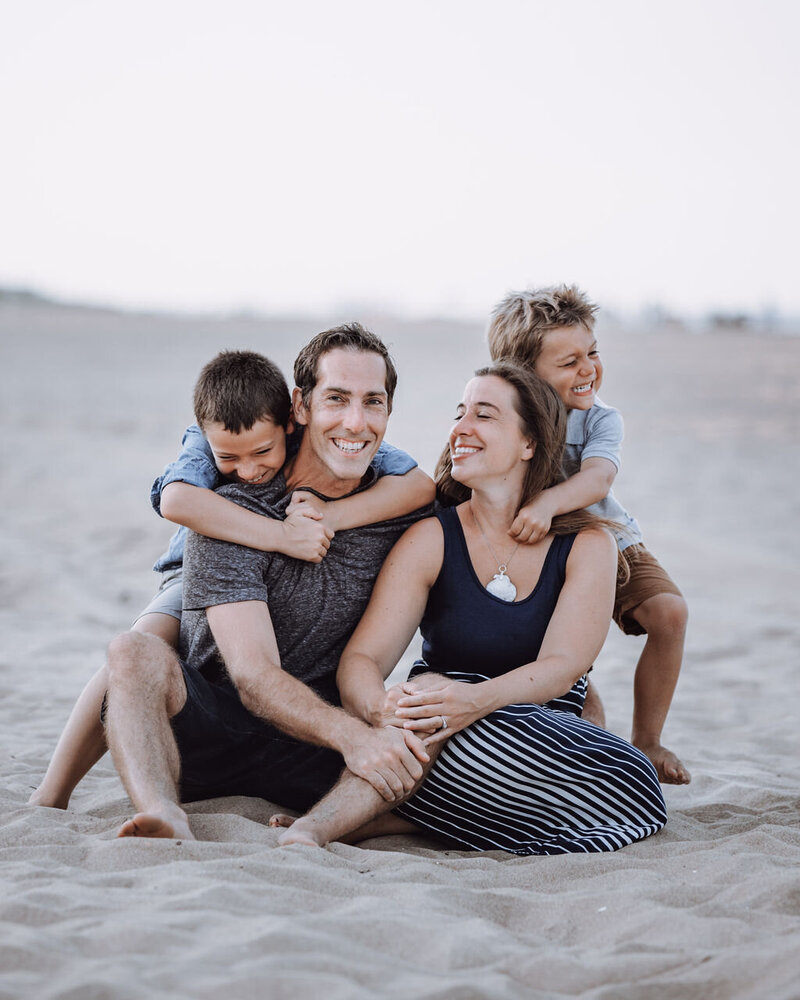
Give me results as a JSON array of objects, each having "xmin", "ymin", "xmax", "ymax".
[
  {"xmin": 582, "ymin": 679, "xmax": 606, "ymax": 728},
  {"xmin": 117, "ymin": 811, "xmax": 194, "ymax": 840},
  {"xmin": 640, "ymin": 744, "xmax": 691, "ymax": 785},
  {"xmin": 28, "ymin": 787, "xmax": 69, "ymax": 810}
]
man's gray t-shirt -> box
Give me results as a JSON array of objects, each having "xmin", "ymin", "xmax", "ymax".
[
  {"xmin": 564, "ymin": 399, "xmax": 642, "ymax": 551},
  {"xmin": 180, "ymin": 469, "xmax": 430, "ymax": 705}
]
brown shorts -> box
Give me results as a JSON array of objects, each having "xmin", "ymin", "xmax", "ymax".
[{"xmin": 613, "ymin": 544, "xmax": 682, "ymax": 636}]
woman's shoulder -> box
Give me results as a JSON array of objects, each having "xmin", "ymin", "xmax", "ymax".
[
  {"xmin": 399, "ymin": 512, "xmax": 447, "ymax": 546},
  {"xmin": 384, "ymin": 514, "xmax": 446, "ymax": 588},
  {"xmin": 567, "ymin": 524, "xmax": 618, "ymax": 564}
]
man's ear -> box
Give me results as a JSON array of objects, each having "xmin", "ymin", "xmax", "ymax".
[{"xmin": 292, "ymin": 387, "xmax": 308, "ymax": 426}]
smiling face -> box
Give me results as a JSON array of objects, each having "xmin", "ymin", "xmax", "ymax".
[
  {"xmin": 449, "ymin": 374, "xmax": 534, "ymax": 491},
  {"xmin": 533, "ymin": 325, "xmax": 603, "ymax": 411},
  {"xmin": 291, "ymin": 347, "xmax": 390, "ymax": 495},
  {"xmin": 204, "ymin": 417, "xmax": 288, "ymax": 485}
]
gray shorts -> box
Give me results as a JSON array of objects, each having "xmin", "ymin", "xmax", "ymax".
[{"xmin": 133, "ymin": 569, "xmax": 183, "ymax": 624}]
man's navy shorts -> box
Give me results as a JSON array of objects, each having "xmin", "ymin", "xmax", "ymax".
[{"xmin": 171, "ymin": 662, "xmax": 345, "ymax": 813}]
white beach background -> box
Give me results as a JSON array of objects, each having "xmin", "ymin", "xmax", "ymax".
[{"xmin": 1, "ymin": 301, "xmax": 799, "ymax": 999}]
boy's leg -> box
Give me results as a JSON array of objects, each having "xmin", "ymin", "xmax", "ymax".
[
  {"xmin": 28, "ymin": 612, "xmax": 180, "ymax": 809},
  {"xmin": 104, "ymin": 630, "xmax": 193, "ymax": 840},
  {"xmin": 581, "ymin": 678, "xmax": 606, "ymax": 728},
  {"xmin": 629, "ymin": 592, "xmax": 690, "ymax": 784}
]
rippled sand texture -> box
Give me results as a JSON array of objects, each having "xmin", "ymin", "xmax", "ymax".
[{"xmin": 1, "ymin": 303, "xmax": 799, "ymax": 999}]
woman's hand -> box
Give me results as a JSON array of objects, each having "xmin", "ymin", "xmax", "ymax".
[{"xmin": 394, "ymin": 677, "xmax": 491, "ymax": 746}]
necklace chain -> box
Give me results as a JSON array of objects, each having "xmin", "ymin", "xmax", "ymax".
[{"xmin": 471, "ymin": 507, "xmax": 520, "ymax": 573}]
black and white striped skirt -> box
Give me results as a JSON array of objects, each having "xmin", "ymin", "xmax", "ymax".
[{"xmin": 395, "ymin": 671, "xmax": 667, "ymax": 855}]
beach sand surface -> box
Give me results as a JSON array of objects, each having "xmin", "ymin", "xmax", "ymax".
[{"xmin": 1, "ymin": 303, "xmax": 799, "ymax": 999}]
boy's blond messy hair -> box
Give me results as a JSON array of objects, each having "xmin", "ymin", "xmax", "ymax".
[{"xmin": 487, "ymin": 284, "xmax": 598, "ymax": 367}]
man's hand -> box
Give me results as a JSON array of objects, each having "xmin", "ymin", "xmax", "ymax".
[
  {"xmin": 276, "ymin": 504, "xmax": 334, "ymax": 562},
  {"xmin": 510, "ymin": 495, "xmax": 555, "ymax": 544},
  {"xmin": 341, "ymin": 725, "xmax": 429, "ymax": 802}
]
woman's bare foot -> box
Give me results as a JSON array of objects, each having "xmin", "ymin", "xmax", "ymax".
[
  {"xmin": 268, "ymin": 813, "xmax": 295, "ymax": 829},
  {"xmin": 117, "ymin": 811, "xmax": 194, "ymax": 840},
  {"xmin": 640, "ymin": 744, "xmax": 691, "ymax": 784}
]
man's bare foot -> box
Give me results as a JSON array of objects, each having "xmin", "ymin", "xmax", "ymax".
[
  {"xmin": 639, "ymin": 744, "xmax": 691, "ymax": 784},
  {"xmin": 117, "ymin": 811, "xmax": 194, "ymax": 840},
  {"xmin": 276, "ymin": 820, "xmax": 324, "ymax": 848},
  {"xmin": 582, "ymin": 679, "xmax": 606, "ymax": 728}
]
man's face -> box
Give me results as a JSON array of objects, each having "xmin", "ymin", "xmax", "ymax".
[{"xmin": 293, "ymin": 347, "xmax": 390, "ymax": 493}]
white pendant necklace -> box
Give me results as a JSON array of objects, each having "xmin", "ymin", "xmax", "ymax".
[{"xmin": 472, "ymin": 507, "xmax": 521, "ymax": 602}]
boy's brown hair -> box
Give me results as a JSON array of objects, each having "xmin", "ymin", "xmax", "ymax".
[
  {"xmin": 487, "ymin": 284, "xmax": 598, "ymax": 367},
  {"xmin": 193, "ymin": 350, "xmax": 292, "ymax": 433}
]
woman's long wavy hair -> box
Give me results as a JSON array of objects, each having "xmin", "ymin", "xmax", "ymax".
[{"xmin": 435, "ymin": 361, "xmax": 630, "ymax": 578}]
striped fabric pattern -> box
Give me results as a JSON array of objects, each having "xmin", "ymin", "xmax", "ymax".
[{"xmin": 396, "ymin": 672, "xmax": 667, "ymax": 855}]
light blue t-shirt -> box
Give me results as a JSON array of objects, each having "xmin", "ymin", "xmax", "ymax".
[
  {"xmin": 564, "ymin": 399, "xmax": 642, "ymax": 552},
  {"xmin": 151, "ymin": 424, "xmax": 418, "ymax": 572}
]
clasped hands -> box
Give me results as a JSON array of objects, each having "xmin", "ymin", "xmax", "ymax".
[
  {"xmin": 342, "ymin": 675, "xmax": 486, "ymax": 804},
  {"xmin": 381, "ymin": 673, "xmax": 487, "ymax": 748}
]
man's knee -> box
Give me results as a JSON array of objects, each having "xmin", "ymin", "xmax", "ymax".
[
  {"xmin": 636, "ymin": 593, "xmax": 688, "ymax": 637},
  {"xmin": 107, "ymin": 630, "xmax": 183, "ymax": 700}
]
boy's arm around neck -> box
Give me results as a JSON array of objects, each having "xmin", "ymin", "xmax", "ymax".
[
  {"xmin": 510, "ymin": 457, "xmax": 617, "ymax": 544},
  {"xmin": 321, "ymin": 467, "xmax": 435, "ymax": 532},
  {"xmin": 159, "ymin": 481, "xmax": 333, "ymax": 562}
]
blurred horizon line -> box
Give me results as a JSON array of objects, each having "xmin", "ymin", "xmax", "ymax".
[{"xmin": 1, "ymin": 283, "xmax": 798, "ymax": 337}]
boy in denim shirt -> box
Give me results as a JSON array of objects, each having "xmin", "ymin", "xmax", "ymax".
[
  {"xmin": 488, "ymin": 286, "xmax": 690, "ymax": 785},
  {"xmin": 30, "ymin": 349, "xmax": 433, "ymax": 808}
]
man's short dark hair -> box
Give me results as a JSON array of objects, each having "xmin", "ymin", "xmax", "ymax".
[
  {"xmin": 293, "ymin": 322, "xmax": 398, "ymax": 412},
  {"xmin": 193, "ymin": 350, "xmax": 291, "ymax": 432}
]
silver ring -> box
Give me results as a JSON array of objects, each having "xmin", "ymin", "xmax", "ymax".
[{"xmin": 440, "ymin": 715, "xmax": 448, "ymax": 730}]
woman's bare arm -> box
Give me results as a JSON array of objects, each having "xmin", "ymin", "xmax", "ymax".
[
  {"xmin": 336, "ymin": 517, "xmax": 444, "ymax": 726},
  {"xmin": 395, "ymin": 527, "xmax": 617, "ymax": 743}
]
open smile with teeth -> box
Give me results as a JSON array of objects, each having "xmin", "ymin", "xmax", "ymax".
[
  {"xmin": 333, "ymin": 438, "xmax": 368, "ymax": 454},
  {"xmin": 572, "ymin": 382, "xmax": 594, "ymax": 395},
  {"xmin": 453, "ymin": 445, "xmax": 481, "ymax": 458},
  {"xmin": 240, "ymin": 471, "xmax": 270, "ymax": 484}
]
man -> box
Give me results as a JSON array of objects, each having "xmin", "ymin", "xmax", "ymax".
[{"xmin": 104, "ymin": 324, "xmax": 433, "ymax": 840}]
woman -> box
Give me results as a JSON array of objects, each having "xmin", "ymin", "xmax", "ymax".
[{"xmin": 275, "ymin": 363, "xmax": 667, "ymax": 854}]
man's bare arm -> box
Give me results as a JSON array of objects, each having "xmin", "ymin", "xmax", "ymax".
[{"xmin": 206, "ymin": 600, "xmax": 428, "ymax": 800}]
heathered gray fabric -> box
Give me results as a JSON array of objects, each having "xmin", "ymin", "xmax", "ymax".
[{"xmin": 180, "ymin": 469, "xmax": 430, "ymax": 704}]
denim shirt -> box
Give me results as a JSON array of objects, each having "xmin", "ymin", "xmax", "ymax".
[{"xmin": 151, "ymin": 425, "xmax": 418, "ymax": 572}]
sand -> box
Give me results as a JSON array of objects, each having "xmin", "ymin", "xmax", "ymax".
[{"xmin": 1, "ymin": 301, "xmax": 799, "ymax": 999}]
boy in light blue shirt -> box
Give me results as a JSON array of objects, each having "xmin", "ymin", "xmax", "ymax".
[{"xmin": 488, "ymin": 286, "xmax": 690, "ymax": 785}]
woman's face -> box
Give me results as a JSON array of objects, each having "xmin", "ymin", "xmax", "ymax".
[{"xmin": 449, "ymin": 375, "xmax": 534, "ymax": 487}]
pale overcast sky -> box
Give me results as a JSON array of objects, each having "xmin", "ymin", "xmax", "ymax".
[{"xmin": 2, "ymin": 0, "xmax": 798, "ymax": 319}]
